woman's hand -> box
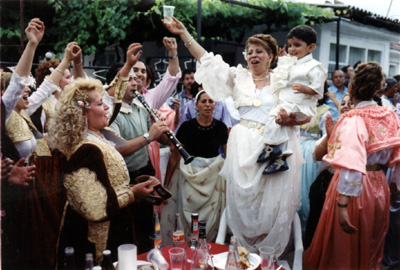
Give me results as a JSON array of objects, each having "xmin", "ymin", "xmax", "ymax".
[
  {"xmin": 71, "ymin": 43, "xmax": 82, "ymax": 64},
  {"xmin": 130, "ymin": 180, "xmax": 154, "ymax": 201},
  {"xmin": 1, "ymin": 157, "xmax": 13, "ymax": 180},
  {"xmin": 64, "ymin": 42, "xmax": 78, "ymax": 62},
  {"xmin": 337, "ymin": 195, "xmax": 357, "ymax": 234},
  {"xmin": 325, "ymin": 114, "xmax": 335, "ymax": 139},
  {"xmin": 163, "ymin": 37, "xmax": 177, "ymax": 55},
  {"xmin": 162, "ymin": 16, "xmax": 186, "ymax": 35},
  {"xmin": 7, "ymin": 158, "xmax": 36, "ymax": 187},
  {"xmin": 25, "ymin": 18, "xmax": 45, "ymax": 46},
  {"xmin": 172, "ymin": 98, "xmax": 180, "ymax": 112},
  {"xmin": 275, "ymin": 109, "xmax": 310, "ymax": 126}
]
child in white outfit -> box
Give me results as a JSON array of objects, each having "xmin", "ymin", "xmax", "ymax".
[{"xmin": 259, "ymin": 25, "xmax": 327, "ymax": 175}]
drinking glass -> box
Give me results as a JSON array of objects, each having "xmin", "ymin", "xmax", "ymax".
[
  {"xmin": 259, "ymin": 246, "xmax": 276, "ymax": 270},
  {"xmin": 163, "ymin": 5, "xmax": 175, "ymax": 23},
  {"xmin": 169, "ymin": 247, "xmax": 186, "ymax": 270}
]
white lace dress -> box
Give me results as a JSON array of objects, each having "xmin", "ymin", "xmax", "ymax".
[{"xmin": 195, "ymin": 52, "xmax": 304, "ymax": 255}]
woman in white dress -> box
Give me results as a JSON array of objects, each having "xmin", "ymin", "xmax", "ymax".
[{"xmin": 163, "ymin": 17, "xmax": 309, "ymax": 255}]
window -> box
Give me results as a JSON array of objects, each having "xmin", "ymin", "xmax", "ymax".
[
  {"xmin": 329, "ymin": 43, "xmax": 347, "ymax": 62},
  {"xmin": 367, "ymin": 50, "xmax": 382, "ymax": 62},
  {"xmin": 349, "ymin": 47, "xmax": 365, "ymax": 67}
]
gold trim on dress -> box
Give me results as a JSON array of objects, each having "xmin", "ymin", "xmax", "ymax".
[{"xmin": 6, "ymin": 110, "xmax": 33, "ymax": 142}]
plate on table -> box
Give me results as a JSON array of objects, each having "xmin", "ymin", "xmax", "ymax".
[
  {"xmin": 211, "ymin": 252, "xmax": 261, "ymax": 270},
  {"xmin": 113, "ymin": 260, "xmax": 159, "ymax": 270}
]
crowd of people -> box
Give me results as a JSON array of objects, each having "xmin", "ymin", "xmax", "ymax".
[{"xmin": 1, "ymin": 17, "xmax": 400, "ymax": 270}]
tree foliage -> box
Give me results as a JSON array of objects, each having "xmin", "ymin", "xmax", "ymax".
[{"xmin": 1, "ymin": 0, "xmax": 332, "ymax": 64}]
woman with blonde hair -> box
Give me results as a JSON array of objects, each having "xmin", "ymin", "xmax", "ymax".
[
  {"xmin": 49, "ymin": 44, "xmax": 155, "ymax": 268},
  {"xmin": 304, "ymin": 62, "xmax": 400, "ymax": 269},
  {"xmin": 163, "ymin": 17, "xmax": 308, "ymax": 255}
]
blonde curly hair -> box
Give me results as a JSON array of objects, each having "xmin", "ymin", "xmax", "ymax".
[{"xmin": 48, "ymin": 78, "xmax": 104, "ymax": 153}]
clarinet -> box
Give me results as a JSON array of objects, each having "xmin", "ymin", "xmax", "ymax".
[{"xmin": 133, "ymin": 91, "xmax": 194, "ymax": 164}]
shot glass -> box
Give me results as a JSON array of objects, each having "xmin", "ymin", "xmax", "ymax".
[
  {"xmin": 163, "ymin": 5, "xmax": 175, "ymax": 23},
  {"xmin": 259, "ymin": 246, "xmax": 276, "ymax": 270},
  {"xmin": 147, "ymin": 248, "xmax": 169, "ymax": 270},
  {"xmin": 118, "ymin": 244, "xmax": 137, "ymax": 270},
  {"xmin": 169, "ymin": 247, "xmax": 186, "ymax": 270}
]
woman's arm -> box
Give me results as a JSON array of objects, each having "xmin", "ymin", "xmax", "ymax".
[
  {"xmin": 164, "ymin": 146, "xmax": 181, "ymax": 188},
  {"xmin": 71, "ymin": 43, "xmax": 86, "ymax": 79},
  {"xmin": 337, "ymin": 194, "xmax": 358, "ymax": 234},
  {"xmin": 276, "ymin": 109, "xmax": 311, "ymax": 126},
  {"xmin": 163, "ymin": 17, "xmax": 207, "ymax": 63}
]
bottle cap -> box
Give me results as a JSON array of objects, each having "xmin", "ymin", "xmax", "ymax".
[
  {"xmin": 103, "ymin": 249, "xmax": 111, "ymax": 256},
  {"xmin": 191, "ymin": 213, "xmax": 199, "ymax": 219},
  {"xmin": 65, "ymin": 247, "xmax": 74, "ymax": 254},
  {"xmin": 199, "ymin": 220, "xmax": 206, "ymax": 228},
  {"xmin": 86, "ymin": 253, "xmax": 93, "ymax": 259}
]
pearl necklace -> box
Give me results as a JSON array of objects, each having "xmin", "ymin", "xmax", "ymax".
[{"xmin": 252, "ymin": 74, "xmax": 270, "ymax": 81}]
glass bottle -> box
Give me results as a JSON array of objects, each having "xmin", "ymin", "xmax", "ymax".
[
  {"xmin": 185, "ymin": 213, "xmax": 200, "ymax": 263},
  {"xmin": 64, "ymin": 247, "xmax": 76, "ymax": 270},
  {"xmin": 225, "ymin": 245, "xmax": 239, "ymax": 270},
  {"xmin": 230, "ymin": 236, "xmax": 240, "ymax": 262},
  {"xmin": 172, "ymin": 213, "xmax": 185, "ymax": 247},
  {"xmin": 101, "ymin": 250, "xmax": 115, "ymax": 270},
  {"xmin": 84, "ymin": 253, "xmax": 94, "ymax": 270},
  {"xmin": 93, "ymin": 266, "xmax": 102, "ymax": 270},
  {"xmin": 151, "ymin": 212, "xmax": 162, "ymax": 250},
  {"xmin": 190, "ymin": 220, "xmax": 214, "ymax": 270}
]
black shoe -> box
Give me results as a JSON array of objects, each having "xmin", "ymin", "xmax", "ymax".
[
  {"xmin": 263, "ymin": 157, "xmax": 289, "ymax": 175},
  {"xmin": 257, "ymin": 145, "xmax": 282, "ymax": 163}
]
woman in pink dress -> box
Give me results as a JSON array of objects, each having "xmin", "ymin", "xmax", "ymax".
[{"xmin": 303, "ymin": 62, "xmax": 400, "ymax": 270}]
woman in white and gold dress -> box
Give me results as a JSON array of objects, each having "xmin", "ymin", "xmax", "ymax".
[{"xmin": 163, "ymin": 17, "xmax": 308, "ymax": 255}]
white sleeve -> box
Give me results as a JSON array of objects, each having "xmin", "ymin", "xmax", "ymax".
[
  {"xmin": 3, "ymin": 72, "xmax": 26, "ymax": 124},
  {"xmin": 25, "ymin": 77, "xmax": 59, "ymax": 116}
]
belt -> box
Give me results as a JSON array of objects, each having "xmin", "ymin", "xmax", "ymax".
[
  {"xmin": 366, "ymin": 164, "xmax": 383, "ymax": 171},
  {"xmin": 240, "ymin": 119, "xmax": 265, "ymax": 133}
]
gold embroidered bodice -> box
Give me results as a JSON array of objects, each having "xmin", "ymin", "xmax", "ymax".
[
  {"xmin": 63, "ymin": 137, "xmax": 134, "ymax": 263},
  {"xmin": 6, "ymin": 110, "xmax": 33, "ymax": 143}
]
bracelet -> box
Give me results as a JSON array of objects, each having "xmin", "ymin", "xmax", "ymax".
[
  {"xmin": 168, "ymin": 53, "xmax": 178, "ymax": 60},
  {"xmin": 337, "ymin": 202, "xmax": 348, "ymax": 208},
  {"xmin": 55, "ymin": 68, "xmax": 64, "ymax": 74},
  {"xmin": 184, "ymin": 36, "xmax": 194, "ymax": 48},
  {"xmin": 74, "ymin": 61, "xmax": 82, "ymax": 66}
]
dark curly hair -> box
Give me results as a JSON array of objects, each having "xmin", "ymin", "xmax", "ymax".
[
  {"xmin": 349, "ymin": 62, "xmax": 384, "ymax": 101},
  {"xmin": 245, "ymin": 34, "xmax": 278, "ymax": 67},
  {"xmin": 35, "ymin": 59, "xmax": 61, "ymax": 86}
]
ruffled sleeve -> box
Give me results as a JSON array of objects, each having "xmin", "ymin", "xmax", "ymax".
[
  {"xmin": 195, "ymin": 52, "xmax": 235, "ymax": 102},
  {"xmin": 26, "ymin": 77, "xmax": 59, "ymax": 116},
  {"xmin": 323, "ymin": 115, "xmax": 368, "ymax": 175},
  {"xmin": 270, "ymin": 55, "xmax": 297, "ymax": 96}
]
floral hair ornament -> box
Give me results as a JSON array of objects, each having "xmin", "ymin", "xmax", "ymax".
[{"xmin": 72, "ymin": 86, "xmax": 90, "ymax": 109}]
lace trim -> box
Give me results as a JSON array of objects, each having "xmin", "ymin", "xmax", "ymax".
[
  {"xmin": 197, "ymin": 119, "xmax": 216, "ymax": 131},
  {"xmin": 63, "ymin": 167, "xmax": 108, "ymax": 221},
  {"xmin": 88, "ymin": 221, "xmax": 110, "ymax": 265}
]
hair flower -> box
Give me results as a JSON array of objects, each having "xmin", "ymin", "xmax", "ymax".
[{"xmin": 77, "ymin": 100, "xmax": 85, "ymax": 108}]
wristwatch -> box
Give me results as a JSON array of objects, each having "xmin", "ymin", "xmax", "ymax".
[
  {"xmin": 169, "ymin": 53, "xmax": 178, "ymax": 60},
  {"xmin": 143, "ymin": 132, "xmax": 151, "ymax": 144}
]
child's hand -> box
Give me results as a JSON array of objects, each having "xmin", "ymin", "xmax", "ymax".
[
  {"xmin": 278, "ymin": 45, "xmax": 287, "ymax": 57},
  {"xmin": 292, "ymin": 83, "xmax": 307, "ymax": 94},
  {"xmin": 325, "ymin": 91, "xmax": 336, "ymax": 101}
]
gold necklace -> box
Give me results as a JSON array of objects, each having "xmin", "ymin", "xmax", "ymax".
[{"xmin": 252, "ymin": 74, "xmax": 270, "ymax": 81}]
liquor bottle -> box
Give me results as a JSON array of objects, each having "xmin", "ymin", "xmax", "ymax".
[
  {"xmin": 185, "ymin": 213, "xmax": 200, "ymax": 263},
  {"xmin": 230, "ymin": 236, "xmax": 240, "ymax": 262},
  {"xmin": 101, "ymin": 250, "xmax": 115, "ymax": 270},
  {"xmin": 151, "ymin": 212, "xmax": 162, "ymax": 250},
  {"xmin": 172, "ymin": 213, "xmax": 185, "ymax": 247},
  {"xmin": 190, "ymin": 220, "xmax": 214, "ymax": 270},
  {"xmin": 84, "ymin": 253, "xmax": 94, "ymax": 270},
  {"xmin": 63, "ymin": 247, "xmax": 76, "ymax": 270},
  {"xmin": 225, "ymin": 245, "xmax": 239, "ymax": 270}
]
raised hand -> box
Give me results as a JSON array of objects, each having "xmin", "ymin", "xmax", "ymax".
[
  {"xmin": 163, "ymin": 37, "xmax": 177, "ymax": 53},
  {"xmin": 25, "ymin": 18, "xmax": 45, "ymax": 46},
  {"xmin": 162, "ymin": 16, "xmax": 185, "ymax": 35},
  {"xmin": 126, "ymin": 43, "xmax": 143, "ymax": 68},
  {"xmin": 278, "ymin": 44, "xmax": 287, "ymax": 57},
  {"xmin": 325, "ymin": 114, "xmax": 335, "ymax": 139},
  {"xmin": 64, "ymin": 42, "xmax": 78, "ymax": 62},
  {"xmin": 71, "ymin": 43, "xmax": 82, "ymax": 64}
]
